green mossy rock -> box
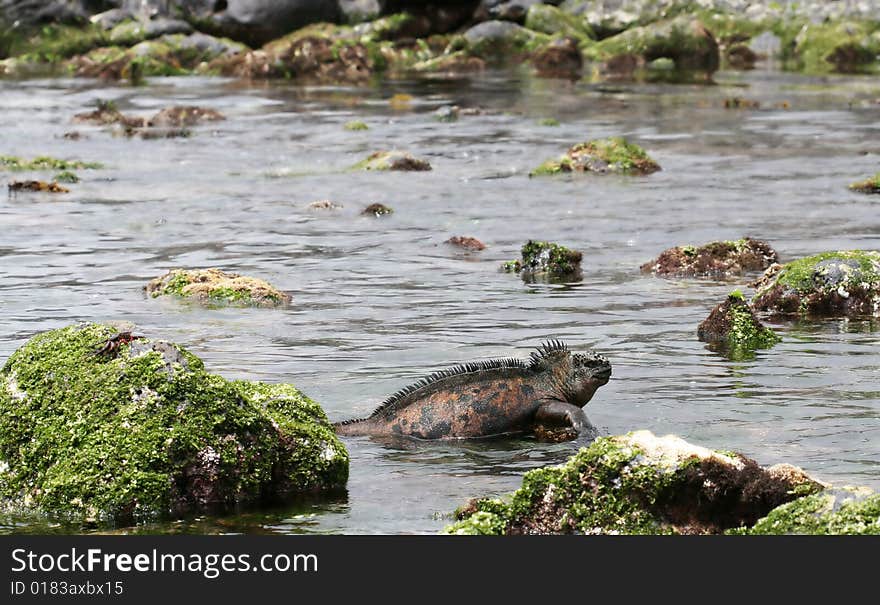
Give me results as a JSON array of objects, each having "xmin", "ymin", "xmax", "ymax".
[
  {"xmin": 583, "ymin": 16, "xmax": 719, "ymax": 74},
  {"xmin": 145, "ymin": 268, "xmax": 291, "ymax": 307},
  {"xmin": 698, "ymin": 291, "xmax": 780, "ymax": 358},
  {"xmin": 790, "ymin": 21, "xmax": 880, "ymax": 74},
  {"xmin": 531, "ymin": 136, "xmax": 660, "ymax": 176},
  {"xmin": 445, "ymin": 430, "xmax": 822, "ymax": 535},
  {"xmin": 502, "ymin": 240, "xmax": 583, "ymax": 280},
  {"xmin": 752, "ymin": 250, "xmax": 880, "ymax": 317},
  {"xmin": 0, "ymin": 323, "xmax": 348, "ymax": 525},
  {"xmin": 730, "ymin": 488, "xmax": 880, "ymax": 535}
]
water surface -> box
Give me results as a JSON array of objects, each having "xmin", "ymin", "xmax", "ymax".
[{"xmin": 1, "ymin": 67, "xmax": 879, "ymax": 534}]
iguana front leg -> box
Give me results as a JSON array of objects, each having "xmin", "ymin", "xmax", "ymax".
[{"xmin": 534, "ymin": 401, "xmax": 598, "ymax": 442}]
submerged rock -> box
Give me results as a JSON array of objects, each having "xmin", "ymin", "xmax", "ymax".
[
  {"xmin": 147, "ymin": 106, "xmax": 225, "ymax": 127},
  {"xmin": 848, "ymin": 173, "xmax": 880, "ymax": 194},
  {"xmin": 502, "ymin": 240, "xmax": 582, "ymax": 280},
  {"xmin": 344, "ymin": 120, "xmax": 369, "ymax": 131},
  {"xmin": 751, "ymin": 250, "xmax": 880, "ymax": 317},
  {"xmin": 531, "ymin": 136, "xmax": 660, "ymax": 176},
  {"xmin": 445, "ymin": 430, "xmax": 823, "ymax": 535},
  {"xmin": 362, "ymin": 203, "xmax": 393, "ymax": 216},
  {"xmin": 0, "ymin": 323, "xmax": 348, "ymax": 524},
  {"xmin": 698, "ymin": 291, "xmax": 780, "ymax": 355},
  {"xmin": 7, "ymin": 180, "xmax": 69, "ymax": 193},
  {"xmin": 145, "ymin": 268, "xmax": 291, "ymax": 307},
  {"xmin": 0, "ymin": 155, "xmax": 102, "ymax": 171},
  {"xmin": 641, "ymin": 238, "xmax": 778, "ymax": 278},
  {"xmin": 73, "ymin": 100, "xmax": 147, "ymax": 128},
  {"xmin": 308, "ymin": 200, "xmax": 343, "ymax": 210},
  {"xmin": 446, "ymin": 236, "xmax": 486, "ymax": 251},
  {"xmin": 354, "ymin": 150, "xmax": 432, "ymax": 171},
  {"xmin": 446, "ymin": 236, "xmax": 486, "ymax": 250}
]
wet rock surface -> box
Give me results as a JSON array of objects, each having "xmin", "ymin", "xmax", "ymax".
[
  {"xmin": 354, "ymin": 150, "xmax": 432, "ymax": 171},
  {"xmin": 502, "ymin": 240, "xmax": 582, "ymax": 281}
]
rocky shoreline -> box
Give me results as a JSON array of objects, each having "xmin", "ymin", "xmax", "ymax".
[{"xmin": 3, "ymin": 1, "xmax": 880, "ymax": 81}]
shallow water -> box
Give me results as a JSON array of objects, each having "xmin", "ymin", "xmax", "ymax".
[{"xmin": 0, "ymin": 66, "xmax": 879, "ymax": 534}]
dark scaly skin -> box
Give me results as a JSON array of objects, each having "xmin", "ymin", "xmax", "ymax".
[{"xmin": 334, "ymin": 342, "xmax": 611, "ymax": 441}]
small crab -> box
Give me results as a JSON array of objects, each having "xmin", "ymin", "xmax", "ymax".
[{"xmin": 93, "ymin": 331, "xmax": 144, "ymax": 358}]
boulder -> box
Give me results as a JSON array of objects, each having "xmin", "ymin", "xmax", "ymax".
[
  {"xmin": 0, "ymin": 323, "xmax": 348, "ymax": 524},
  {"xmin": 751, "ymin": 250, "xmax": 880, "ymax": 317},
  {"xmin": 446, "ymin": 430, "xmax": 824, "ymax": 535}
]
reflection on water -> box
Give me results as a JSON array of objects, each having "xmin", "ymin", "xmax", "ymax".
[{"xmin": 0, "ymin": 67, "xmax": 879, "ymax": 534}]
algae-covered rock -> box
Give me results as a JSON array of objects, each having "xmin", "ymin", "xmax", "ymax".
[
  {"xmin": 0, "ymin": 323, "xmax": 348, "ymax": 524},
  {"xmin": 698, "ymin": 291, "xmax": 780, "ymax": 356},
  {"xmin": 848, "ymin": 173, "xmax": 880, "ymax": 194},
  {"xmin": 524, "ymin": 4, "xmax": 594, "ymax": 42},
  {"xmin": 531, "ymin": 136, "xmax": 660, "ymax": 176},
  {"xmin": 641, "ymin": 238, "xmax": 778, "ymax": 278},
  {"xmin": 344, "ymin": 120, "xmax": 369, "ymax": 131},
  {"xmin": 730, "ymin": 488, "xmax": 880, "ymax": 535},
  {"xmin": 461, "ymin": 20, "xmax": 543, "ymax": 59},
  {"xmin": 790, "ymin": 21, "xmax": 880, "ymax": 74},
  {"xmin": 751, "ymin": 250, "xmax": 880, "ymax": 317},
  {"xmin": 583, "ymin": 16, "xmax": 719, "ymax": 75},
  {"xmin": 354, "ymin": 150, "xmax": 432, "ymax": 171},
  {"xmin": 145, "ymin": 268, "xmax": 291, "ymax": 307},
  {"xmin": 445, "ymin": 430, "xmax": 822, "ymax": 535},
  {"xmin": 502, "ymin": 240, "xmax": 582, "ymax": 280}
]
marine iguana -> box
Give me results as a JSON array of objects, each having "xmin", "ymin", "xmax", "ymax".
[{"xmin": 334, "ymin": 340, "xmax": 611, "ymax": 440}]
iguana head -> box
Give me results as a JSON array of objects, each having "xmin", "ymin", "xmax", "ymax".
[{"xmin": 532, "ymin": 340, "xmax": 612, "ymax": 408}]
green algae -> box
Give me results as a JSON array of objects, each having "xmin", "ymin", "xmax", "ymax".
[
  {"xmin": 730, "ymin": 490, "xmax": 880, "ymax": 535},
  {"xmin": 344, "ymin": 120, "xmax": 369, "ymax": 131},
  {"xmin": 502, "ymin": 240, "xmax": 582, "ymax": 278},
  {"xmin": 352, "ymin": 151, "xmax": 431, "ymax": 171},
  {"xmin": 538, "ymin": 118, "xmax": 561, "ymax": 127},
  {"xmin": 0, "ymin": 323, "xmax": 348, "ymax": 525},
  {"xmin": 531, "ymin": 137, "xmax": 660, "ymax": 176},
  {"xmin": 0, "ymin": 155, "xmax": 103, "ymax": 171}
]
